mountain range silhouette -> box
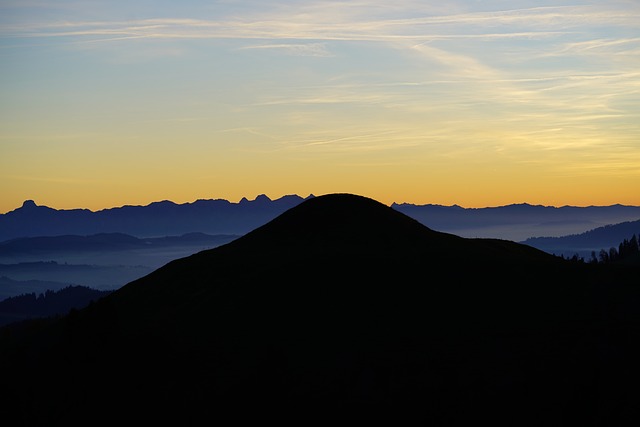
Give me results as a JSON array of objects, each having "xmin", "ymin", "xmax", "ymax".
[
  {"xmin": 0, "ymin": 194, "xmax": 310, "ymax": 241},
  {"xmin": 1, "ymin": 193, "xmax": 639, "ymax": 426},
  {"xmin": 3, "ymin": 193, "xmax": 639, "ymax": 243}
]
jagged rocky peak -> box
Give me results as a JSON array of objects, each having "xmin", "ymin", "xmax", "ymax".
[{"xmin": 239, "ymin": 194, "xmax": 272, "ymax": 204}]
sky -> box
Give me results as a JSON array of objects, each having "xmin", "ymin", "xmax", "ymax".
[{"xmin": 1, "ymin": 0, "xmax": 639, "ymax": 213}]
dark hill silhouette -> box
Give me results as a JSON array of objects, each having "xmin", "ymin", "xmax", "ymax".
[
  {"xmin": 1, "ymin": 193, "xmax": 639, "ymax": 426},
  {"xmin": 0, "ymin": 285, "xmax": 113, "ymax": 327}
]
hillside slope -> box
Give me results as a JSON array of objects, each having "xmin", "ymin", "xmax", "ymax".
[
  {"xmin": 1, "ymin": 193, "xmax": 639, "ymax": 426},
  {"xmin": 0, "ymin": 285, "xmax": 113, "ymax": 327}
]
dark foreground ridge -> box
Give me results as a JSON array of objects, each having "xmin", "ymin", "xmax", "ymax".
[{"xmin": 1, "ymin": 193, "xmax": 639, "ymax": 426}]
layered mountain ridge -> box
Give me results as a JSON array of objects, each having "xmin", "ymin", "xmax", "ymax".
[
  {"xmin": 3, "ymin": 194, "xmax": 639, "ymax": 243},
  {"xmin": 0, "ymin": 194, "xmax": 311, "ymax": 241},
  {"xmin": 2, "ymin": 193, "xmax": 639, "ymax": 426}
]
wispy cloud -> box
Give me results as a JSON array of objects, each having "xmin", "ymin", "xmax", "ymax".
[
  {"xmin": 545, "ymin": 37, "xmax": 640, "ymax": 57},
  {"xmin": 238, "ymin": 42, "xmax": 332, "ymax": 57},
  {"xmin": 280, "ymin": 128, "xmax": 424, "ymax": 153},
  {"xmin": 3, "ymin": 3, "xmax": 637, "ymax": 44},
  {"xmin": 410, "ymin": 42, "xmax": 499, "ymax": 79}
]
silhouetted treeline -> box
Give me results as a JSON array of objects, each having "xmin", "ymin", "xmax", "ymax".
[
  {"xmin": 561, "ymin": 233, "xmax": 639, "ymax": 264},
  {"xmin": 0, "ymin": 285, "xmax": 113, "ymax": 327}
]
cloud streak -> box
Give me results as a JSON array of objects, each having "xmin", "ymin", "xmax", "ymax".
[
  {"xmin": 3, "ymin": 3, "xmax": 637, "ymax": 44},
  {"xmin": 238, "ymin": 42, "xmax": 332, "ymax": 57}
]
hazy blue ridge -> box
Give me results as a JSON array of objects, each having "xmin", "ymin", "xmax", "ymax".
[
  {"xmin": 2, "ymin": 195, "xmax": 639, "ymax": 243},
  {"xmin": 0, "ymin": 194, "xmax": 311, "ymax": 241},
  {"xmin": 521, "ymin": 219, "xmax": 640, "ymax": 259}
]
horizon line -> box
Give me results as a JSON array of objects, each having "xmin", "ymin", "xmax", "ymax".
[{"xmin": 4, "ymin": 194, "xmax": 639, "ymax": 215}]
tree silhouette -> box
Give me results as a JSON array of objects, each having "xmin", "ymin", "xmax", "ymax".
[{"xmin": 585, "ymin": 232, "xmax": 640, "ymax": 264}]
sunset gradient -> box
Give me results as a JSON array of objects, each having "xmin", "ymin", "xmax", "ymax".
[{"xmin": 1, "ymin": 0, "xmax": 639, "ymax": 212}]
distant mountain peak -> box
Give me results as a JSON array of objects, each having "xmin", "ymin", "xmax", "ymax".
[
  {"xmin": 0, "ymin": 194, "xmax": 309, "ymax": 241},
  {"xmin": 21, "ymin": 200, "xmax": 37, "ymax": 209},
  {"xmin": 238, "ymin": 194, "xmax": 273, "ymax": 204},
  {"xmin": 254, "ymin": 194, "xmax": 271, "ymax": 202}
]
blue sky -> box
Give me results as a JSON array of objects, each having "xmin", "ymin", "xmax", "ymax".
[{"xmin": 1, "ymin": 0, "xmax": 639, "ymax": 211}]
